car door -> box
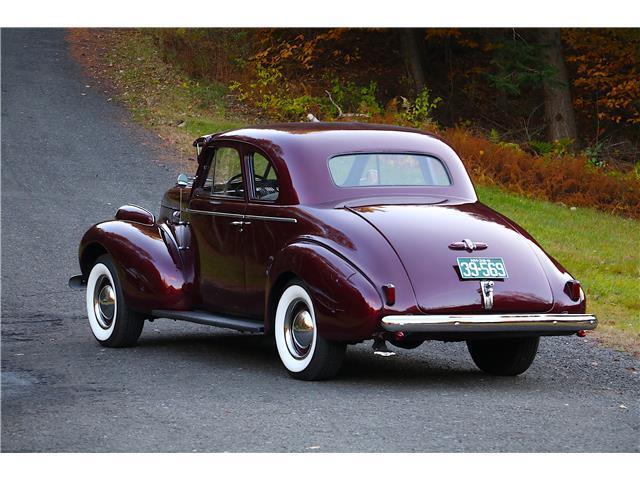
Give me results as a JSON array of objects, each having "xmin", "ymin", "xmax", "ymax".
[
  {"xmin": 243, "ymin": 148, "xmax": 297, "ymax": 318},
  {"xmin": 187, "ymin": 143, "xmax": 248, "ymax": 315}
]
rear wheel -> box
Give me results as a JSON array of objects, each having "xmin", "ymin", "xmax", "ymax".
[
  {"xmin": 467, "ymin": 337, "xmax": 539, "ymax": 376},
  {"xmin": 86, "ymin": 254, "xmax": 144, "ymax": 347},
  {"xmin": 274, "ymin": 280, "xmax": 346, "ymax": 381}
]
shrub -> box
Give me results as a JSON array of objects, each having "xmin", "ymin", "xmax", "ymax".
[
  {"xmin": 442, "ymin": 127, "xmax": 640, "ymax": 219},
  {"xmin": 326, "ymin": 79, "xmax": 382, "ymax": 117},
  {"xmin": 402, "ymin": 87, "xmax": 441, "ymax": 126},
  {"xmin": 584, "ymin": 142, "xmax": 606, "ymax": 168},
  {"xmin": 529, "ymin": 138, "xmax": 574, "ymax": 157}
]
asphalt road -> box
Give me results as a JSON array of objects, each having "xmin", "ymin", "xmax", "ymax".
[{"xmin": 1, "ymin": 29, "xmax": 639, "ymax": 453}]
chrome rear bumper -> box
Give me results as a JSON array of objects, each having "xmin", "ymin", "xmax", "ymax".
[{"xmin": 381, "ymin": 313, "xmax": 597, "ymax": 334}]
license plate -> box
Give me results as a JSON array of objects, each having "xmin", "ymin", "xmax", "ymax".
[{"xmin": 457, "ymin": 257, "xmax": 508, "ymax": 279}]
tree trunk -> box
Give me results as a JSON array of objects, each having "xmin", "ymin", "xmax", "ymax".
[
  {"xmin": 538, "ymin": 28, "xmax": 578, "ymax": 147},
  {"xmin": 400, "ymin": 28, "xmax": 426, "ymax": 94}
]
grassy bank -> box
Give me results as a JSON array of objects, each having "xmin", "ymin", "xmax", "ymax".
[
  {"xmin": 67, "ymin": 28, "xmax": 640, "ymax": 353},
  {"xmin": 477, "ymin": 185, "xmax": 639, "ymax": 352}
]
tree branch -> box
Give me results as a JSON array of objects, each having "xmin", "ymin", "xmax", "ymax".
[{"xmin": 324, "ymin": 90, "xmax": 370, "ymax": 118}]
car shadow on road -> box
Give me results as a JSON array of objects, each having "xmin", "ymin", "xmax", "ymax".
[{"xmin": 133, "ymin": 329, "xmax": 525, "ymax": 388}]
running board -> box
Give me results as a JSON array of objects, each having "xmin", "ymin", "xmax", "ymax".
[{"xmin": 151, "ymin": 310, "xmax": 264, "ymax": 333}]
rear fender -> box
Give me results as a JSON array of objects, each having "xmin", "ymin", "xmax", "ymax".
[
  {"xmin": 79, "ymin": 219, "xmax": 195, "ymax": 313},
  {"xmin": 488, "ymin": 206, "xmax": 587, "ymax": 314},
  {"xmin": 267, "ymin": 241, "xmax": 384, "ymax": 342}
]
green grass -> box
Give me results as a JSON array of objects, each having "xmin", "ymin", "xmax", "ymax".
[
  {"xmin": 184, "ymin": 117, "xmax": 243, "ymax": 138},
  {"xmin": 477, "ymin": 184, "xmax": 640, "ymax": 343}
]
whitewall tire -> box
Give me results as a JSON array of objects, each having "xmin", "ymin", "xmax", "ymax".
[
  {"xmin": 86, "ymin": 254, "xmax": 144, "ymax": 347},
  {"xmin": 274, "ymin": 280, "xmax": 346, "ymax": 380},
  {"xmin": 86, "ymin": 262, "xmax": 117, "ymax": 341}
]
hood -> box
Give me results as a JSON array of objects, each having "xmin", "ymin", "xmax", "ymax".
[{"xmin": 349, "ymin": 202, "xmax": 554, "ymax": 314}]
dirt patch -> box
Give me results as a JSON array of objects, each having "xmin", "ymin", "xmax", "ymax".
[
  {"xmin": 66, "ymin": 28, "xmax": 195, "ymax": 168},
  {"xmin": 67, "ymin": 29, "xmax": 119, "ymax": 93},
  {"xmin": 66, "ymin": 28, "xmax": 254, "ymax": 171},
  {"xmin": 592, "ymin": 327, "xmax": 640, "ymax": 357}
]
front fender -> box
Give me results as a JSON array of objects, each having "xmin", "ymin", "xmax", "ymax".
[
  {"xmin": 79, "ymin": 220, "xmax": 194, "ymax": 313},
  {"xmin": 268, "ymin": 241, "xmax": 384, "ymax": 342}
]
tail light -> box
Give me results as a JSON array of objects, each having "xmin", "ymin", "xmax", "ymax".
[
  {"xmin": 382, "ymin": 284, "xmax": 396, "ymax": 306},
  {"xmin": 565, "ymin": 280, "xmax": 582, "ymax": 301}
]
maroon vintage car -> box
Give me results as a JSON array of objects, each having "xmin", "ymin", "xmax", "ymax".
[{"xmin": 70, "ymin": 122, "xmax": 596, "ymax": 380}]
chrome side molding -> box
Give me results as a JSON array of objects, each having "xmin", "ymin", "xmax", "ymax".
[
  {"xmin": 186, "ymin": 208, "xmax": 297, "ymax": 223},
  {"xmin": 185, "ymin": 208, "xmax": 245, "ymax": 219},
  {"xmin": 244, "ymin": 214, "xmax": 297, "ymax": 223}
]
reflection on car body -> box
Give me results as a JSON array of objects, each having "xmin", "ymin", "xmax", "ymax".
[{"xmin": 70, "ymin": 123, "xmax": 596, "ymax": 380}]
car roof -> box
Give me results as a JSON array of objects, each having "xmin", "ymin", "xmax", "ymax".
[
  {"xmin": 200, "ymin": 122, "xmax": 477, "ymax": 205},
  {"xmin": 208, "ymin": 121, "xmax": 443, "ymax": 146}
]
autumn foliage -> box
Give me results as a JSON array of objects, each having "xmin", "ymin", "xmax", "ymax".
[
  {"xmin": 441, "ymin": 128, "xmax": 640, "ymax": 219},
  {"xmin": 563, "ymin": 29, "xmax": 640, "ymax": 127},
  {"xmin": 147, "ymin": 28, "xmax": 640, "ymax": 219}
]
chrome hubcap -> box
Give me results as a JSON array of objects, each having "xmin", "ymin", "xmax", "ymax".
[
  {"xmin": 284, "ymin": 301, "xmax": 314, "ymax": 359},
  {"xmin": 93, "ymin": 275, "xmax": 116, "ymax": 329}
]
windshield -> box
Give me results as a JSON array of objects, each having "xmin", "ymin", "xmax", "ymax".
[{"xmin": 328, "ymin": 153, "xmax": 451, "ymax": 187}]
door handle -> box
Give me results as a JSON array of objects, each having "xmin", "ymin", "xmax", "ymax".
[{"xmin": 231, "ymin": 220, "xmax": 251, "ymax": 226}]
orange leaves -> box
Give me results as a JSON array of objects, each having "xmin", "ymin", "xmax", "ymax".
[
  {"xmin": 563, "ymin": 29, "xmax": 640, "ymax": 127},
  {"xmin": 251, "ymin": 28, "xmax": 353, "ymax": 73},
  {"xmin": 442, "ymin": 127, "xmax": 640, "ymax": 219}
]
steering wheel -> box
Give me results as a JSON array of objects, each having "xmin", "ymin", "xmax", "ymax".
[
  {"xmin": 224, "ymin": 173, "xmax": 247, "ymax": 195},
  {"xmin": 226, "ymin": 172, "xmax": 244, "ymax": 186},
  {"xmin": 226, "ymin": 173, "xmax": 276, "ymax": 198}
]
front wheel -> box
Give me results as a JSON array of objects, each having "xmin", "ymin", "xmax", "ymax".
[
  {"xmin": 86, "ymin": 254, "xmax": 144, "ymax": 347},
  {"xmin": 467, "ymin": 337, "xmax": 539, "ymax": 376},
  {"xmin": 274, "ymin": 280, "xmax": 346, "ymax": 381}
]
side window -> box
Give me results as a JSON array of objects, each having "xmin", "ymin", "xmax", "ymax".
[
  {"xmin": 251, "ymin": 152, "xmax": 279, "ymax": 201},
  {"xmin": 206, "ymin": 147, "xmax": 244, "ymax": 198}
]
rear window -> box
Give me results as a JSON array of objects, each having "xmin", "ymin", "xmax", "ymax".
[{"xmin": 328, "ymin": 153, "xmax": 451, "ymax": 187}]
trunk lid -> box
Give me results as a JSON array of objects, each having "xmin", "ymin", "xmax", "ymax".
[{"xmin": 349, "ymin": 202, "xmax": 554, "ymax": 313}]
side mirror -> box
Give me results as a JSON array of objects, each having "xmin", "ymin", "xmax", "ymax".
[{"xmin": 176, "ymin": 173, "xmax": 189, "ymax": 188}]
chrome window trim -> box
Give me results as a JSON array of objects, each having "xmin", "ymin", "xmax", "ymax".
[{"xmin": 381, "ymin": 313, "xmax": 597, "ymax": 333}]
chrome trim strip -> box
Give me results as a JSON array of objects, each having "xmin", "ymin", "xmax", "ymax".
[
  {"xmin": 184, "ymin": 209, "xmax": 297, "ymax": 223},
  {"xmin": 244, "ymin": 214, "xmax": 297, "ymax": 223},
  {"xmin": 185, "ymin": 208, "xmax": 244, "ymax": 219},
  {"xmin": 381, "ymin": 313, "xmax": 597, "ymax": 333}
]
